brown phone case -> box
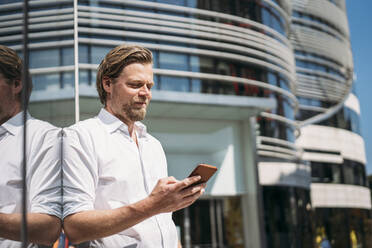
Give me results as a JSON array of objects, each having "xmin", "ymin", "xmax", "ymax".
[{"xmin": 188, "ymin": 163, "xmax": 218, "ymax": 183}]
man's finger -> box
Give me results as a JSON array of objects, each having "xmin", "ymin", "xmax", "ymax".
[
  {"xmin": 172, "ymin": 175, "xmax": 201, "ymax": 191},
  {"xmin": 180, "ymin": 183, "xmax": 206, "ymax": 198},
  {"xmin": 178, "ymin": 188, "xmax": 205, "ymax": 209},
  {"xmin": 166, "ymin": 176, "xmax": 179, "ymax": 184}
]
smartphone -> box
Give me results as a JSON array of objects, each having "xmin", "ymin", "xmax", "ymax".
[{"xmin": 188, "ymin": 163, "xmax": 218, "ymax": 184}]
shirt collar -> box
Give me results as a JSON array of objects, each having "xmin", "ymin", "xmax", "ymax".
[
  {"xmin": 97, "ymin": 108, "xmax": 148, "ymax": 138},
  {"xmin": 1, "ymin": 111, "xmax": 31, "ymax": 136}
]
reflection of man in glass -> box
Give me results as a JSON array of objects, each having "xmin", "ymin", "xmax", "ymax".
[
  {"xmin": 63, "ymin": 44, "xmax": 205, "ymax": 247},
  {"xmin": 0, "ymin": 45, "xmax": 62, "ymax": 247}
]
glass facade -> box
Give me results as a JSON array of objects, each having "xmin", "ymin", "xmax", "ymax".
[
  {"xmin": 292, "ymin": 1, "xmax": 371, "ymax": 248},
  {"xmin": 173, "ymin": 197, "xmax": 245, "ymax": 247},
  {"xmin": 1, "ymin": 0, "xmax": 369, "ymax": 247},
  {"xmin": 314, "ymin": 208, "xmax": 372, "ymax": 248},
  {"xmin": 263, "ymin": 186, "xmax": 314, "ymax": 248},
  {"xmin": 311, "ymin": 160, "xmax": 367, "ymax": 186}
]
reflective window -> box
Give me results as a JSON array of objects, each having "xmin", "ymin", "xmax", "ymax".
[
  {"xmin": 29, "ymin": 47, "xmax": 74, "ymax": 69},
  {"xmin": 311, "ymin": 162, "xmax": 342, "ymax": 184},
  {"xmin": 159, "ymin": 52, "xmax": 188, "ymax": 71},
  {"xmin": 61, "ymin": 71, "xmax": 74, "ymax": 89},
  {"xmin": 318, "ymin": 106, "xmax": 361, "ymax": 135},
  {"xmin": 263, "ymin": 186, "xmax": 314, "ymax": 248},
  {"xmin": 79, "ymin": 45, "xmax": 89, "ymax": 63},
  {"xmin": 91, "ymin": 45, "xmax": 113, "ymax": 64},
  {"xmin": 292, "ymin": 11, "xmax": 343, "ymax": 40},
  {"xmin": 62, "ymin": 47, "xmax": 74, "ymax": 66},
  {"xmin": 79, "ymin": 70, "xmax": 90, "ymax": 86},
  {"xmin": 157, "ymin": 0, "xmax": 186, "ymax": 5},
  {"xmin": 32, "ymin": 73, "xmax": 60, "ymax": 91},
  {"xmin": 314, "ymin": 208, "xmax": 372, "ymax": 248},
  {"xmin": 159, "ymin": 76, "xmax": 189, "ymax": 92},
  {"xmin": 296, "ymin": 109, "xmax": 321, "ymax": 121},
  {"xmin": 258, "ymin": 118, "xmax": 295, "ymax": 142},
  {"xmin": 191, "ymin": 78, "xmax": 201, "ymax": 92},
  {"xmin": 311, "ymin": 160, "xmax": 367, "ymax": 186},
  {"xmin": 294, "ymin": 50, "xmax": 342, "ymax": 68},
  {"xmin": 173, "ymin": 197, "xmax": 244, "ymax": 247},
  {"xmin": 30, "ymin": 49, "xmax": 59, "ymax": 68},
  {"xmin": 270, "ymin": 94, "xmax": 294, "ymax": 120},
  {"xmin": 296, "ymin": 58, "xmax": 345, "ymax": 79}
]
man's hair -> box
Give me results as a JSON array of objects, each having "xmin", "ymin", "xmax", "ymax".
[
  {"xmin": 0, "ymin": 45, "xmax": 22, "ymax": 83},
  {"xmin": 0, "ymin": 45, "xmax": 33, "ymax": 102},
  {"xmin": 96, "ymin": 44, "xmax": 153, "ymax": 105}
]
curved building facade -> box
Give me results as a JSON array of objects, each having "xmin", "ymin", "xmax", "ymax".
[
  {"xmin": 292, "ymin": 0, "xmax": 372, "ymax": 247},
  {"xmin": 1, "ymin": 0, "xmax": 370, "ymax": 247},
  {"xmin": 0, "ymin": 0, "xmax": 300, "ymax": 247}
]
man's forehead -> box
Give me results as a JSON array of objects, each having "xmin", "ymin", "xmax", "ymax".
[{"xmin": 121, "ymin": 63, "xmax": 153, "ymax": 78}]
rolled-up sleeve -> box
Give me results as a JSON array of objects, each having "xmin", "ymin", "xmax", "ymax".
[
  {"xmin": 29, "ymin": 127, "xmax": 63, "ymax": 219},
  {"xmin": 62, "ymin": 127, "xmax": 98, "ymax": 219}
]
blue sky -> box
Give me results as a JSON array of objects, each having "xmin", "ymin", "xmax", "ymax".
[{"xmin": 346, "ymin": 1, "xmax": 372, "ymax": 174}]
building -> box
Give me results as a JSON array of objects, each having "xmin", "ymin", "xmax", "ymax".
[
  {"xmin": 0, "ymin": 0, "xmax": 370, "ymax": 247},
  {"xmin": 291, "ymin": 0, "xmax": 372, "ymax": 247}
]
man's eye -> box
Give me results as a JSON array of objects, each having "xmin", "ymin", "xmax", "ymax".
[{"xmin": 129, "ymin": 83, "xmax": 141, "ymax": 88}]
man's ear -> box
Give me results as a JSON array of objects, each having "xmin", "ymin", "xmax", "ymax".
[
  {"xmin": 102, "ymin": 76, "xmax": 112, "ymax": 95},
  {"xmin": 12, "ymin": 79, "xmax": 22, "ymax": 95}
]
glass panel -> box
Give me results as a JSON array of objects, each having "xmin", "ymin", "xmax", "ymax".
[
  {"xmin": 189, "ymin": 200, "xmax": 212, "ymax": 245},
  {"xmin": 32, "ymin": 73, "xmax": 60, "ymax": 92},
  {"xmin": 160, "ymin": 76, "xmax": 189, "ymax": 92},
  {"xmin": 62, "ymin": 47, "xmax": 74, "ymax": 66},
  {"xmin": 30, "ymin": 49, "xmax": 59, "ymax": 68},
  {"xmin": 173, "ymin": 198, "xmax": 244, "ymax": 247},
  {"xmin": 91, "ymin": 45, "xmax": 113, "ymax": 64},
  {"xmin": 315, "ymin": 208, "xmax": 372, "ymax": 248},
  {"xmin": 79, "ymin": 70, "xmax": 89, "ymax": 85},
  {"xmin": 263, "ymin": 186, "xmax": 314, "ymax": 248},
  {"xmin": 159, "ymin": 52, "xmax": 188, "ymax": 70},
  {"xmin": 157, "ymin": 0, "xmax": 186, "ymax": 5},
  {"xmin": 62, "ymin": 71, "xmax": 74, "ymax": 89},
  {"xmin": 191, "ymin": 78, "xmax": 201, "ymax": 93},
  {"xmin": 190, "ymin": 55, "xmax": 200, "ymax": 72},
  {"xmin": 258, "ymin": 118, "xmax": 295, "ymax": 142},
  {"xmin": 79, "ymin": 44, "xmax": 89, "ymax": 63}
]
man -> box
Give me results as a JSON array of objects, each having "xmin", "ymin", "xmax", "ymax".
[
  {"xmin": 62, "ymin": 44, "xmax": 205, "ymax": 247},
  {"xmin": 0, "ymin": 45, "xmax": 62, "ymax": 247}
]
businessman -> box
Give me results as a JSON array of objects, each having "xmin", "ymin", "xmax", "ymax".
[
  {"xmin": 62, "ymin": 44, "xmax": 205, "ymax": 247},
  {"xmin": 0, "ymin": 45, "xmax": 62, "ymax": 247}
]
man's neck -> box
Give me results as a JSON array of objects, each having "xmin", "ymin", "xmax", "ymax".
[{"xmin": 104, "ymin": 106, "xmax": 136, "ymax": 137}]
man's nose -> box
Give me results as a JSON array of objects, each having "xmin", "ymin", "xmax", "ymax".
[{"xmin": 139, "ymin": 85, "xmax": 151, "ymax": 97}]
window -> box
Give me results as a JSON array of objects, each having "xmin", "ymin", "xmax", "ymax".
[
  {"xmin": 160, "ymin": 76, "xmax": 189, "ymax": 92},
  {"xmin": 32, "ymin": 73, "xmax": 60, "ymax": 91},
  {"xmin": 159, "ymin": 52, "xmax": 188, "ymax": 71},
  {"xmin": 311, "ymin": 160, "xmax": 366, "ymax": 186},
  {"xmin": 30, "ymin": 49, "xmax": 59, "ymax": 68},
  {"xmin": 91, "ymin": 46, "xmax": 113, "ymax": 64}
]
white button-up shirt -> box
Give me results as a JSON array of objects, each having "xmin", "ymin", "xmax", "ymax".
[
  {"xmin": 63, "ymin": 108, "xmax": 178, "ymax": 248},
  {"xmin": 0, "ymin": 112, "xmax": 62, "ymax": 248}
]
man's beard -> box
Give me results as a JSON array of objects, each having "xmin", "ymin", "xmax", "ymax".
[{"xmin": 122, "ymin": 100, "xmax": 148, "ymax": 122}]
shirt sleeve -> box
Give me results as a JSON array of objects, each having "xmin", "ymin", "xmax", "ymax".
[
  {"xmin": 62, "ymin": 127, "xmax": 98, "ymax": 219},
  {"xmin": 28, "ymin": 127, "xmax": 62, "ymax": 219}
]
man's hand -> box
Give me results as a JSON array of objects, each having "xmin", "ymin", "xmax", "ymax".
[
  {"xmin": 63, "ymin": 176, "xmax": 205, "ymax": 244},
  {"xmin": 148, "ymin": 176, "xmax": 206, "ymax": 215}
]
